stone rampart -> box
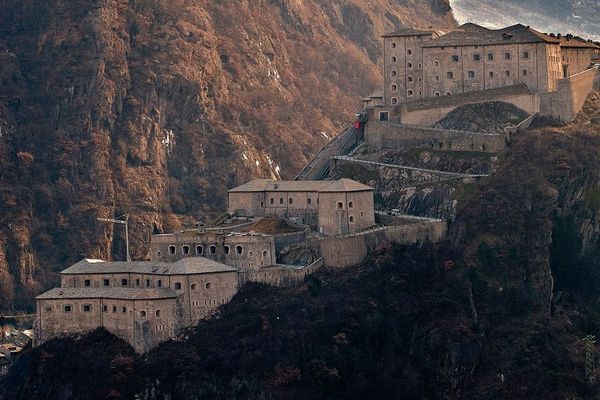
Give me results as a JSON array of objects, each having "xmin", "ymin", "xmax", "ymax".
[
  {"xmin": 238, "ymin": 258, "xmax": 324, "ymax": 287},
  {"xmin": 539, "ymin": 66, "xmax": 599, "ymax": 122},
  {"xmin": 365, "ymin": 121, "xmax": 504, "ymax": 153}
]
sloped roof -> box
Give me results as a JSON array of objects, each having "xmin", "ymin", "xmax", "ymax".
[
  {"xmin": 559, "ymin": 37, "xmax": 600, "ymax": 49},
  {"xmin": 423, "ymin": 23, "xmax": 560, "ymax": 48},
  {"xmin": 36, "ymin": 287, "xmax": 178, "ymax": 300},
  {"xmin": 60, "ymin": 257, "xmax": 238, "ymax": 275},
  {"xmin": 229, "ymin": 178, "xmax": 373, "ymax": 193},
  {"xmin": 383, "ymin": 27, "xmax": 437, "ymax": 38}
]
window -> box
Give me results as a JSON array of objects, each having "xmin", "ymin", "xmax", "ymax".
[
  {"xmin": 103, "ymin": 278, "xmax": 110, "ymax": 286},
  {"xmin": 205, "ymin": 282, "xmax": 211, "ymax": 289},
  {"xmin": 487, "ymin": 53, "xmax": 494, "ymax": 61},
  {"xmin": 236, "ymin": 245, "xmax": 243, "ymax": 255},
  {"xmin": 337, "ymin": 202, "xmax": 343, "ymax": 209},
  {"xmin": 146, "ymin": 279, "xmax": 151, "ymax": 287},
  {"xmin": 270, "ymin": 198, "xmax": 274, "ymax": 204},
  {"xmin": 391, "ymin": 97, "xmax": 398, "ymax": 105},
  {"xmin": 209, "ymin": 245, "xmax": 216, "ymax": 254},
  {"xmin": 447, "ymin": 71, "xmax": 454, "ymax": 79},
  {"xmin": 407, "ymin": 62, "xmax": 412, "ymax": 68},
  {"xmin": 157, "ymin": 280, "xmax": 162, "ymax": 287},
  {"xmin": 113, "ymin": 306, "xmax": 117, "ymax": 313},
  {"xmin": 82, "ymin": 305, "xmax": 92, "ymax": 312},
  {"xmin": 445, "ymin": 91, "xmax": 452, "ymax": 95},
  {"xmin": 473, "ymin": 53, "xmax": 481, "ymax": 61},
  {"xmin": 260, "ymin": 201, "xmax": 264, "ymax": 207},
  {"xmin": 433, "ymin": 60, "xmax": 440, "ymax": 67},
  {"xmin": 289, "ymin": 198, "xmax": 293, "ymax": 204},
  {"xmin": 45, "ymin": 305, "xmax": 53, "ymax": 312},
  {"xmin": 407, "ymin": 76, "xmax": 413, "ymax": 82},
  {"xmin": 156, "ymin": 310, "xmax": 161, "ymax": 317},
  {"xmin": 307, "ymin": 198, "xmax": 312, "ymax": 205},
  {"xmin": 224, "ymin": 245, "xmax": 230, "ymax": 255},
  {"xmin": 122, "ymin": 307, "xmax": 127, "ymax": 313},
  {"xmin": 523, "ymin": 51, "xmax": 529, "ymax": 59},
  {"xmin": 504, "ymin": 52, "xmax": 511, "ymax": 60},
  {"xmin": 379, "ymin": 112, "xmax": 389, "ymax": 121},
  {"xmin": 263, "ymin": 250, "xmax": 269, "ymax": 258},
  {"xmin": 391, "ymin": 84, "xmax": 397, "ymax": 91},
  {"xmin": 191, "ymin": 283, "xmax": 197, "ymax": 290},
  {"xmin": 121, "ymin": 279, "xmax": 128, "ymax": 286},
  {"xmin": 407, "ymin": 90, "xmax": 413, "ymax": 96},
  {"xmin": 182, "ymin": 245, "xmax": 190, "ymax": 255},
  {"xmin": 103, "ymin": 305, "xmax": 107, "ymax": 312},
  {"xmin": 391, "ymin": 70, "xmax": 397, "ymax": 77},
  {"xmin": 136, "ymin": 279, "xmax": 140, "ymax": 287},
  {"xmin": 349, "ymin": 201, "xmax": 353, "ymax": 208},
  {"xmin": 391, "ymin": 42, "xmax": 396, "ymax": 48},
  {"xmin": 407, "ymin": 49, "xmax": 412, "ymax": 55},
  {"xmin": 434, "ymin": 75, "xmax": 440, "ymax": 82},
  {"xmin": 523, "ymin": 69, "xmax": 528, "ymax": 76},
  {"xmin": 140, "ymin": 310, "xmax": 146, "ymax": 318},
  {"xmin": 64, "ymin": 305, "xmax": 72, "ymax": 312},
  {"xmin": 434, "ymin": 92, "xmax": 441, "ymax": 96},
  {"xmin": 168, "ymin": 245, "xmax": 176, "ymax": 255},
  {"xmin": 156, "ymin": 251, "xmax": 161, "ymax": 257},
  {"xmin": 84, "ymin": 279, "xmax": 91, "ymax": 287},
  {"xmin": 196, "ymin": 245, "xmax": 203, "ymax": 255},
  {"xmin": 468, "ymin": 71, "xmax": 475, "ymax": 79},
  {"xmin": 489, "ymin": 71, "xmax": 494, "ymax": 78},
  {"xmin": 505, "ymin": 70, "xmax": 511, "ymax": 77},
  {"xmin": 279, "ymin": 198, "xmax": 283, "ymax": 204},
  {"xmin": 174, "ymin": 282, "xmax": 182, "ymax": 290},
  {"xmin": 452, "ymin": 55, "xmax": 459, "ymax": 62},
  {"xmin": 349, "ymin": 216, "xmax": 355, "ymax": 223},
  {"xmin": 391, "ymin": 56, "xmax": 397, "ymax": 62}
]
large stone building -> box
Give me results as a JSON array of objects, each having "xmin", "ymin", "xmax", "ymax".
[
  {"xmin": 35, "ymin": 257, "xmax": 239, "ymax": 353},
  {"xmin": 228, "ymin": 178, "xmax": 376, "ymax": 236},
  {"xmin": 376, "ymin": 23, "xmax": 599, "ymax": 110}
]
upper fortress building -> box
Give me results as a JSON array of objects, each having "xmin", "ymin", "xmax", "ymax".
[{"xmin": 368, "ymin": 23, "xmax": 600, "ymax": 109}]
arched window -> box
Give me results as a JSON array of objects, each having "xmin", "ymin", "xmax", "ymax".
[
  {"xmin": 349, "ymin": 216, "xmax": 355, "ymax": 223},
  {"xmin": 391, "ymin": 84, "xmax": 397, "ymax": 91},
  {"xmin": 140, "ymin": 310, "xmax": 147, "ymax": 318},
  {"xmin": 446, "ymin": 91, "xmax": 452, "ymax": 95},
  {"xmin": 391, "ymin": 42, "xmax": 396, "ymax": 48},
  {"xmin": 434, "ymin": 60, "xmax": 440, "ymax": 67},
  {"xmin": 191, "ymin": 283, "xmax": 197, "ymax": 290},
  {"xmin": 205, "ymin": 282, "xmax": 211, "ymax": 289},
  {"xmin": 434, "ymin": 75, "xmax": 440, "ymax": 82},
  {"xmin": 209, "ymin": 245, "xmax": 216, "ymax": 254},
  {"xmin": 156, "ymin": 310, "xmax": 161, "ymax": 317},
  {"xmin": 84, "ymin": 279, "xmax": 91, "ymax": 287},
  {"xmin": 174, "ymin": 282, "xmax": 182, "ymax": 290},
  {"xmin": 434, "ymin": 91, "xmax": 441, "ymax": 97},
  {"xmin": 407, "ymin": 62, "xmax": 412, "ymax": 68},
  {"xmin": 407, "ymin": 49, "xmax": 412, "ymax": 55},
  {"xmin": 391, "ymin": 97, "xmax": 398, "ymax": 105},
  {"xmin": 391, "ymin": 56, "xmax": 397, "ymax": 62},
  {"xmin": 337, "ymin": 202, "xmax": 344, "ymax": 209},
  {"xmin": 279, "ymin": 198, "xmax": 284, "ymax": 204},
  {"xmin": 407, "ymin": 76, "xmax": 413, "ymax": 82},
  {"xmin": 391, "ymin": 70, "xmax": 397, "ymax": 77},
  {"xmin": 196, "ymin": 245, "xmax": 203, "ymax": 255},
  {"xmin": 263, "ymin": 250, "xmax": 269, "ymax": 258},
  {"xmin": 307, "ymin": 198, "xmax": 312, "ymax": 205},
  {"xmin": 348, "ymin": 201, "xmax": 353, "ymax": 208},
  {"xmin": 168, "ymin": 245, "xmax": 176, "ymax": 255},
  {"xmin": 224, "ymin": 245, "xmax": 230, "ymax": 255},
  {"xmin": 236, "ymin": 245, "xmax": 243, "ymax": 255},
  {"xmin": 182, "ymin": 245, "xmax": 190, "ymax": 255}
]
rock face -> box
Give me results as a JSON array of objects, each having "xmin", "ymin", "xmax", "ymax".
[{"xmin": 0, "ymin": 1, "xmax": 455, "ymax": 309}]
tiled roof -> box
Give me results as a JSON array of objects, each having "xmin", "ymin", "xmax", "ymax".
[
  {"xmin": 36, "ymin": 287, "xmax": 178, "ymax": 300},
  {"xmin": 423, "ymin": 23, "xmax": 560, "ymax": 48},
  {"xmin": 229, "ymin": 178, "xmax": 373, "ymax": 193},
  {"xmin": 559, "ymin": 37, "xmax": 600, "ymax": 49},
  {"xmin": 60, "ymin": 257, "xmax": 238, "ymax": 275},
  {"xmin": 383, "ymin": 28, "xmax": 436, "ymax": 38}
]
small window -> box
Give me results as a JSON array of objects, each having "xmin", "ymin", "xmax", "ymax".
[
  {"xmin": 224, "ymin": 245, "xmax": 230, "ymax": 255},
  {"xmin": 489, "ymin": 71, "xmax": 494, "ymax": 78},
  {"xmin": 407, "ymin": 90, "xmax": 413, "ymax": 96},
  {"xmin": 156, "ymin": 310, "xmax": 161, "ymax": 317},
  {"xmin": 191, "ymin": 283, "xmax": 197, "ymax": 290},
  {"xmin": 64, "ymin": 305, "xmax": 72, "ymax": 312},
  {"xmin": 45, "ymin": 305, "xmax": 53, "ymax": 312},
  {"xmin": 112, "ymin": 306, "xmax": 117, "ymax": 313},
  {"xmin": 236, "ymin": 245, "xmax": 243, "ymax": 255},
  {"xmin": 205, "ymin": 282, "xmax": 211, "ymax": 289},
  {"xmin": 196, "ymin": 245, "xmax": 203, "ymax": 255},
  {"xmin": 122, "ymin": 307, "xmax": 127, "ymax": 313},
  {"xmin": 174, "ymin": 282, "xmax": 182, "ymax": 290},
  {"xmin": 433, "ymin": 60, "xmax": 440, "ymax": 67},
  {"xmin": 434, "ymin": 92, "xmax": 441, "ymax": 97},
  {"xmin": 468, "ymin": 71, "xmax": 475, "ymax": 79},
  {"xmin": 307, "ymin": 198, "xmax": 312, "ymax": 205},
  {"xmin": 279, "ymin": 198, "xmax": 284, "ymax": 204},
  {"xmin": 103, "ymin": 305, "xmax": 107, "ymax": 312},
  {"xmin": 337, "ymin": 202, "xmax": 343, "ymax": 209},
  {"xmin": 447, "ymin": 71, "xmax": 453, "ymax": 79},
  {"xmin": 270, "ymin": 198, "xmax": 274, "ymax": 204},
  {"xmin": 391, "ymin": 84, "xmax": 397, "ymax": 91},
  {"xmin": 407, "ymin": 62, "xmax": 412, "ymax": 68},
  {"xmin": 523, "ymin": 51, "xmax": 529, "ymax": 59},
  {"xmin": 452, "ymin": 55, "xmax": 459, "ymax": 62},
  {"xmin": 146, "ymin": 279, "xmax": 151, "ymax": 287},
  {"xmin": 263, "ymin": 250, "xmax": 269, "ymax": 258},
  {"xmin": 121, "ymin": 279, "xmax": 128, "ymax": 286},
  {"xmin": 168, "ymin": 245, "xmax": 176, "ymax": 255},
  {"xmin": 135, "ymin": 279, "xmax": 140, "ymax": 287},
  {"xmin": 523, "ymin": 69, "xmax": 527, "ymax": 76},
  {"xmin": 407, "ymin": 76, "xmax": 413, "ymax": 82},
  {"xmin": 379, "ymin": 112, "xmax": 389, "ymax": 122},
  {"xmin": 407, "ymin": 49, "xmax": 412, "ymax": 55},
  {"xmin": 349, "ymin": 201, "xmax": 353, "ymax": 208},
  {"xmin": 349, "ymin": 216, "xmax": 355, "ymax": 223},
  {"xmin": 84, "ymin": 279, "xmax": 91, "ymax": 287},
  {"xmin": 260, "ymin": 201, "xmax": 264, "ymax": 207},
  {"xmin": 82, "ymin": 305, "xmax": 92, "ymax": 312},
  {"xmin": 156, "ymin": 251, "xmax": 161, "ymax": 257},
  {"xmin": 391, "ymin": 97, "xmax": 398, "ymax": 105},
  {"xmin": 182, "ymin": 245, "xmax": 190, "ymax": 255},
  {"xmin": 446, "ymin": 91, "xmax": 452, "ymax": 95},
  {"xmin": 473, "ymin": 53, "xmax": 481, "ymax": 61},
  {"xmin": 157, "ymin": 280, "xmax": 162, "ymax": 288},
  {"xmin": 140, "ymin": 310, "xmax": 146, "ymax": 318},
  {"xmin": 504, "ymin": 52, "xmax": 511, "ymax": 60},
  {"xmin": 289, "ymin": 198, "xmax": 293, "ymax": 204},
  {"xmin": 209, "ymin": 245, "xmax": 216, "ymax": 254},
  {"xmin": 505, "ymin": 70, "xmax": 511, "ymax": 77},
  {"xmin": 391, "ymin": 42, "xmax": 396, "ymax": 48},
  {"xmin": 487, "ymin": 53, "xmax": 494, "ymax": 61},
  {"xmin": 391, "ymin": 70, "xmax": 397, "ymax": 77},
  {"xmin": 434, "ymin": 75, "xmax": 440, "ymax": 82},
  {"xmin": 391, "ymin": 56, "xmax": 397, "ymax": 62},
  {"xmin": 103, "ymin": 279, "xmax": 110, "ymax": 286}
]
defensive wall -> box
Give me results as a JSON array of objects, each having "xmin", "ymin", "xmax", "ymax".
[
  {"xmin": 539, "ymin": 66, "xmax": 599, "ymax": 122},
  {"xmin": 364, "ymin": 121, "xmax": 505, "ymax": 153},
  {"xmin": 238, "ymin": 258, "xmax": 324, "ymax": 287},
  {"xmin": 313, "ymin": 221, "xmax": 447, "ymax": 269},
  {"xmin": 295, "ymin": 126, "xmax": 362, "ymax": 181}
]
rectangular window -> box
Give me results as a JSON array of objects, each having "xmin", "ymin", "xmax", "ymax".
[
  {"xmin": 487, "ymin": 53, "xmax": 494, "ymax": 61},
  {"xmin": 64, "ymin": 305, "xmax": 72, "ymax": 312},
  {"xmin": 83, "ymin": 305, "xmax": 91, "ymax": 312},
  {"xmin": 489, "ymin": 71, "xmax": 494, "ymax": 78},
  {"xmin": 103, "ymin": 279, "xmax": 110, "ymax": 286},
  {"xmin": 468, "ymin": 71, "xmax": 475, "ymax": 79},
  {"xmin": 452, "ymin": 55, "xmax": 459, "ymax": 62},
  {"xmin": 112, "ymin": 306, "xmax": 117, "ymax": 313},
  {"xmin": 446, "ymin": 71, "xmax": 454, "ymax": 79},
  {"xmin": 136, "ymin": 279, "xmax": 140, "ymax": 287},
  {"xmin": 504, "ymin": 52, "xmax": 511, "ymax": 60},
  {"xmin": 523, "ymin": 69, "xmax": 527, "ymax": 76},
  {"xmin": 122, "ymin": 307, "xmax": 127, "ymax": 313},
  {"xmin": 523, "ymin": 51, "xmax": 529, "ymax": 59},
  {"xmin": 84, "ymin": 279, "xmax": 91, "ymax": 287},
  {"xmin": 473, "ymin": 53, "xmax": 481, "ymax": 61}
]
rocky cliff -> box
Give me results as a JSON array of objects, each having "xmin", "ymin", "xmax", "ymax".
[{"xmin": 0, "ymin": 0, "xmax": 454, "ymax": 309}]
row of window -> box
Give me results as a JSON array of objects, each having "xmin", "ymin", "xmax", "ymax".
[
  {"xmin": 83, "ymin": 278, "xmax": 212, "ymax": 290},
  {"xmin": 166, "ymin": 244, "xmax": 269, "ymax": 258},
  {"xmin": 264, "ymin": 197, "xmax": 317, "ymax": 206},
  {"xmin": 55, "ymin": 304, "xmax": 162, "ymax": 317}
]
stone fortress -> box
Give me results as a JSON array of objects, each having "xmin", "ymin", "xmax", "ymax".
[{"xmin": 33, "ymin": 21, "xmax": 600, "ymax": 355}]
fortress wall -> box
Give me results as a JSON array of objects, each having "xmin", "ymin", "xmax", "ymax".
[
  {"xmin": 273, "ymin": 230, "xmax": 308, "ymax": 254},
  {"xmin": 539, "ymin": 66, "xmax": 599, "ymax": 122},
  {"xmin": 239, "ymin": 258, "xmax": 324, "ymax": 288},
  {"xmin": 365, "ymin": 121, "xmax": 504, "ymax": 153}
]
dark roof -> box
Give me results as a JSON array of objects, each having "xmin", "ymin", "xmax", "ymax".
[
  {"xmin": 229, "ymin": 178, "xmax": 373, "ymax": 193},
  {"xmin": 423, "ymin": 23, "xmax": 561, "ymax": 48},
  {"xmin": 36, "ymin": 287, "xmax": 178, "ymax": 300},
  {"xmin": 383, "ymin": 28, "xmax": 436, "ymax": 38},
  {"xmin": 559, "ymin": 37, "xmax": 600, "ymax": 49},
  {"xmin": 60, "ymin": 257, "xmax": 238, "ymax": 275}
]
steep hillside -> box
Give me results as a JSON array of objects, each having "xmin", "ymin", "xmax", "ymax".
[
  {"xmin": 3, "ymin": 92, "xmax": 600, "ymax": 400},
  {"xmin": 0, "ymin": 0, "xmax": 455, "ymax": 309}
]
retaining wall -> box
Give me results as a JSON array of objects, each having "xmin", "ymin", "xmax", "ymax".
[
  {"xmin": 238, "ymin": 258, "xmax": 324, "ymax": 287},
  {"xmin": 365, "ymin": 121, "xmax": 504, "ymax": 153},
  {"xmin": 539, "ymin": 66, "xmax": 599, "ymax": 122}
]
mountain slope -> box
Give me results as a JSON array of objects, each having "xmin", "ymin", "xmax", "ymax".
[{"xmin": 0, "ymin": 0, "xmax": 455, "ymax": 309}]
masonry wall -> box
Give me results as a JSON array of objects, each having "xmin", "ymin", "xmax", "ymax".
[
  {"xmin": 539, "ymin": 66, "xmax": 599, "ymax": 122},
  {"xmin": 317, "ymin": 191, "xmax": 375, "ymax": 236},
  {"xmin": 365, "ymin": 121, "xmax": 505, "ymax": 153},
  {"xmin": 238, "ymin": 258, "xmax": 324, "ymax": 288}
]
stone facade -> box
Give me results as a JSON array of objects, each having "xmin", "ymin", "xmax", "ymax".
[
  {"xmin": 228, "ymin": 179, "xmax": 376, "ymax": 236},
  {"xmin": 374, "ymin": 23, "xmax": 600, "ymax": 110}
]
